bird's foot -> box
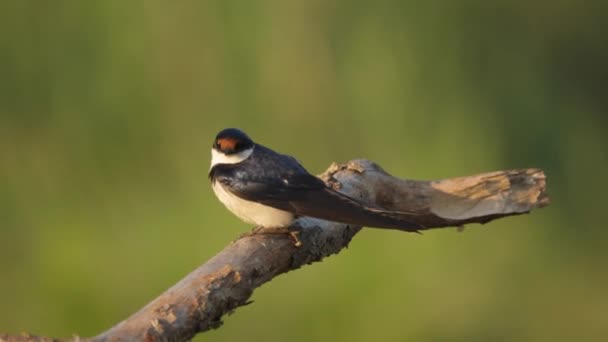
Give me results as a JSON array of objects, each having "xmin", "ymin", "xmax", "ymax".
[
  {"xmin": 238, "ymin": 226, "xmax": 302, "ymax": 247},
  {"xmin": 288, "ymin": 229, "xmax": 302, "ymax": 247}
]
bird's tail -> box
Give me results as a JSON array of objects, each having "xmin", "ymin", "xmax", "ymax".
[{"xmin": 291, "ymin": 188, "xmax": 424, "ymax": 232}]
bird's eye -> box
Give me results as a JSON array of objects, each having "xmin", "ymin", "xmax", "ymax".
[{"xmin": 234, "ymin": 142, "xmax": 242, "ymax": 150}]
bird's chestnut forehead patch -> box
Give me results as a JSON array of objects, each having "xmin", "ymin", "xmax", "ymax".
[{"xmin": 216, "ymin": 137, "xmax": 239, "ymax": 151}]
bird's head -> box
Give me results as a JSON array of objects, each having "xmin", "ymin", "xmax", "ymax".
[{"xmin": 210, "ymin": 128, "xmax": 255, "ymax": 168}]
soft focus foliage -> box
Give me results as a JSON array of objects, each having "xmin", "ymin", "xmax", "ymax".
[{"xmin": 1, "ymin": 1, "xmax": 607, "ymax": 341}]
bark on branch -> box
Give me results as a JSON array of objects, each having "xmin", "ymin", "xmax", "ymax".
[{"xmin": 0, "ymin": 160, "xmax": 549, "ymax": 342}]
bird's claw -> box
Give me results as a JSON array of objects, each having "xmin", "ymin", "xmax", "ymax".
[
  {"xmin": 238, "ymin": 226, "xmax": 302, "ymax": 247},
  {"xmin": 289, "ymin": 230, "xmax": 302, "ymax": 247}
]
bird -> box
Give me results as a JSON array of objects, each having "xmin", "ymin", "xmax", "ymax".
[{"xmin": 208, "ymin": 128, "xmax": 422, "ymax": 232}]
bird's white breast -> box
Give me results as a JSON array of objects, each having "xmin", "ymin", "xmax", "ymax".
[{"xmin": 212, "ymin": 181, "xmax": 294, "ymax": 227}]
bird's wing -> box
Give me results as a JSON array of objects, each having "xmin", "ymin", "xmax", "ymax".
[{"xmin": 217, "ymin": 169, "xmax": 423, "ymax": 232}]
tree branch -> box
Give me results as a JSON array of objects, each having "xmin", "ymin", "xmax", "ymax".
[{"xmin": 1, "ymin": 160, "xmax": 549, "ymax": 342}]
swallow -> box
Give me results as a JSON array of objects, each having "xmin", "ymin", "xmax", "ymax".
[{"xmin": 208, "ymin": 128, "xmax": 421, "ymax": 232}]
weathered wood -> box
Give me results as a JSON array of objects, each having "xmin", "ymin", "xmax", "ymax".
[
  {"xmin": 1, "ymin": 160, "xmax": 549, "ymax": 342},
  {"xmin": 319, "ymin": 160, "xmax": 548, "ymax": 228}
]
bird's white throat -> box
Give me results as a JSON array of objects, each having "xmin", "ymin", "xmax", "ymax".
[{"xmin": 210, "ymin": 146, "xmax": 254, "ymax": 169}]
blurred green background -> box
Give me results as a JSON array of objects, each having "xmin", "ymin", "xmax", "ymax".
[{"xmin": 1, "ymin": 1, "xmax": 607, "ymax": 341}]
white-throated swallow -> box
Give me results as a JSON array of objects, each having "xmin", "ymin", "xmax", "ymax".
[{"xmin": 209, "ymin": 128, "xmax": 421, "ymax": 231}]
